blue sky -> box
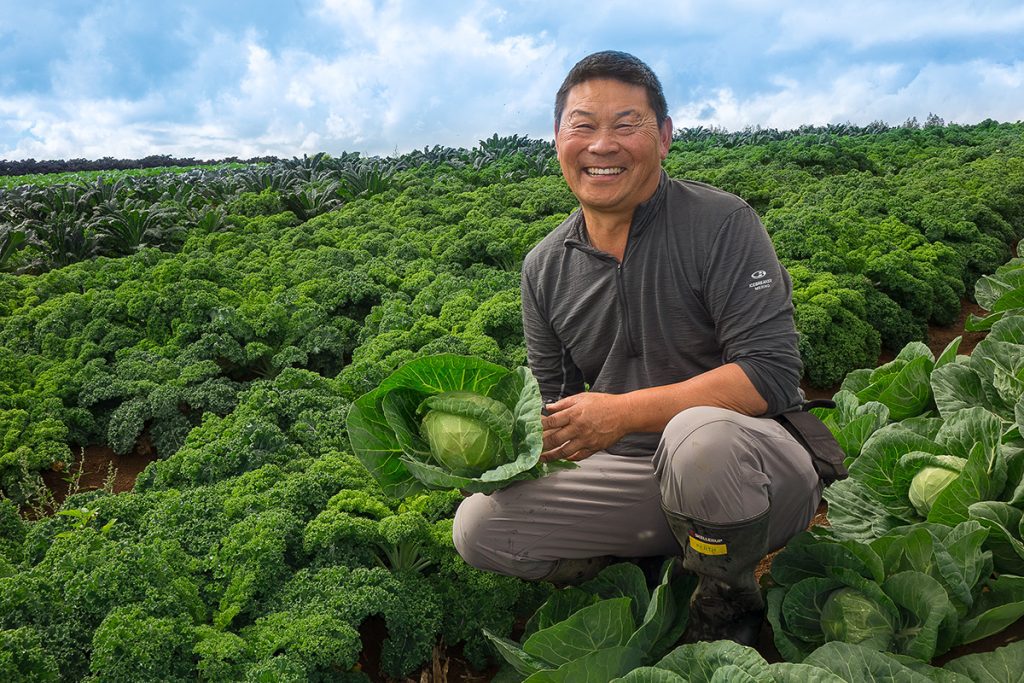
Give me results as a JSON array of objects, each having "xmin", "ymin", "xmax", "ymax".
[{"xmin": 1, "ymin": 0, "xmax": 1022, "ymax": 160}]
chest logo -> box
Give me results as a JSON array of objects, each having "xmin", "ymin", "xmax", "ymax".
[{"xmin": 751, "ymin": 270, "xmax": 767, "ymax": 279}]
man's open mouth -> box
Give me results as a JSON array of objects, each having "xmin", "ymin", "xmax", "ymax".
[{"xmin": 585, "ymin": 167, "xmax": 624, "ymax": 176}]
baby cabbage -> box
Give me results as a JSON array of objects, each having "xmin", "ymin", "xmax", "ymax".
[
  {"xmin": 907, "ymin": 456, "xmax": 966, "ymax": 517},
  {"xmin": 820, "ymin": 588, "xmax": 895, "ymax": 651}
]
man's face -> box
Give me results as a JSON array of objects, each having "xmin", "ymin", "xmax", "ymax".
[{"xmin": 555, "ymin": 78, "xmax": 671, "ymax": 219}]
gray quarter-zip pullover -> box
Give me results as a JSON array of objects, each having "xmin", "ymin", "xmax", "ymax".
[{"xmin": 520, "ymin": 171, "xmax": 803, "ymax": 456}]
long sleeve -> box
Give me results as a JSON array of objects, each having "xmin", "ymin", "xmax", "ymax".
[
  {"xmin": 700, "ymin": 206, "xmax": 803, "ymax": 415},
  {"xmin": 520, "ymin": 261, "xmax": 586, "ymax": 404}
]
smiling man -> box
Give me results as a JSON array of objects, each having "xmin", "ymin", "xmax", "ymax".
[{"xmin": 454, "ymin": 51, "xmax": 828, "ymax": 645}]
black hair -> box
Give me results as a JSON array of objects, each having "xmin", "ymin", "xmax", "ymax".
[{"xmin": 554, "ymin": 51, "xmax": 669, "ymax": 129}]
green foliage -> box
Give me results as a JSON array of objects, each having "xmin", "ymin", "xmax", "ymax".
[
  {"xmin": 486, "ymin": 560, "xmax": 696, "ymax": 682},
  {"xmin": 135, "ymin": 369, "xmax": 349, "ymax": 490},
  {"xmin": 1, "ymin": 374, "xmax": 542, "ymax": 681},
  {"xmin": 0, "ymin": 627, "xmax": 60, "ymax": 682},
  {"xmin": 226, "ymin": 188, "xmax": 285, "ymax": 217},
  {"xmin": 966, "ymin": 241, "xmax": 1024, "ymax": 331},
  {"xmin": 255, "ymin": 565, "xmax": 443, "ymax": 679},
  {"xmin": 790, "ymin": 266, "xmax": 881, "ymax": 387},
  {"xmin": 818, "ymin": 587, "xmax": 895, "ymax": 651},
  {"xmin": 213, "ymin": 508, "xmax": 303, "ymax": 629},
  {"xmin": 0, "ymin": 532, "xmax": 205, "ymax": 680},
  {"xmin": 823, "ymin": 405, "xmax": 1013, "ymax": 540},
  {"xmin": 2, "ymin": 123, "xmax": 1023, "ymax": 677},
  {"xmin": 88, "ymin": 607, "xmax": 197, "ymax": 682},
  {"xmin": 0, "ymin": 498, "xmax": 26, "ymax": 566},
  {"xmin": 243, "ymin": 610, "xmax": 363, "ymax": 681}
]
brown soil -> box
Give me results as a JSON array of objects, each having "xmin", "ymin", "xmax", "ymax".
[
  {"xmin": 39, "ymin": 435, "xmax": 158, "ymax": 511},
  {"xmin": 36, "ymin": 297, "xmax": 1016, "ymax": 678}
]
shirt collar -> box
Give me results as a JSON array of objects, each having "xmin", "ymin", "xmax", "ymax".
[{"xmin": 563, "ymin": 170, "xmax": 668, "ymax": 255}]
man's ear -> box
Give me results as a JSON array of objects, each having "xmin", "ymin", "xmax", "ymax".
[{"xmin": 659, "ymin": 116, "xmax": 673, "ymax": 159}]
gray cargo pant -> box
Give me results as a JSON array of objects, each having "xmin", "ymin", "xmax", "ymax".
[{"xmin": 453, "ymin": 406, "xmax": 823, "ymax": 580}]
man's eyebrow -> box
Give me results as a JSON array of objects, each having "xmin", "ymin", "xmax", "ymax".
[{"xmin": 566, "ymin": 108, "xmax": 642, "ymax": 119}]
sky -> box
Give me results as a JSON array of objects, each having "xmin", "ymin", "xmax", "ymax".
[{"xmin": 1, "ymin": 0, "xmax": 1022, "ymax": 161}]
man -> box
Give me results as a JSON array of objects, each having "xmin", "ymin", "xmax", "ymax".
[{"xmin": 453, "ymin": 51, "xmax": 823, "ymax": 644}]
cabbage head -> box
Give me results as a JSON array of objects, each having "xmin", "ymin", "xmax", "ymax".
[
  {"xmin": 346, "ymin": 354, "xmax": 575, "ymax": 497},
  {"xmin": 907, "ymin": 456, "xmax": 966, "ymax": 517},
  {"xmin": 820, "ymin": 587, "xmax": 895, "ymax": 652},
  {"xmin": 418, "ymin": 391, "xmax": 513, "ymax": 475}
]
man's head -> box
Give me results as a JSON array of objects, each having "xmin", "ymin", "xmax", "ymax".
[
  {"xmin": 554, "ymin": 51, "xmax": 668, "ymax": 132},
  {"xmin": 553, "ymin": 51, "xmax": 672, "ymax": 222}
]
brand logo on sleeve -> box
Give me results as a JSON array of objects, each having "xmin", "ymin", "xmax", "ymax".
[{"xmin": 749, "ymin": 269, "xmax": 773, "ymax": 291}]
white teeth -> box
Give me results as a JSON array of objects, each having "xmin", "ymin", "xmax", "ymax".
[{"xmin": 586, "ymin": 167, "xmax": 624, "ymax": 175}]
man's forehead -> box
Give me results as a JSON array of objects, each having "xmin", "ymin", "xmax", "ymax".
[
  {"xmin": 566, "ymin": 77, "xmax": 648, "ymax": 96},
  {"xmin": 564, "ymin": 79, "xmax": 653, "ymax": 112}
]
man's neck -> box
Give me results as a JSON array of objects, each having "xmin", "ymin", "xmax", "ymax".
[{"xmin": 581, "ymin": 207, "xmax": 633, "ymax": 262}]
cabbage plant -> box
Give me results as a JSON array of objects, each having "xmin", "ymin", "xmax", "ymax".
[
  {"xmin": 346, "ymin": 354, "xmax": 574, "ymax": 497},
  {"xmin": 823, "ymin": 405, "xmax": 1014, "ymax": 542},
  {"xmin": 618, "ymin": 639, "xmax": 1024, "ymax": 683},
  {"xmin": 485, "ymin": 560, "xmax": 696, "ymax": 682},
  {"xmin": 766, "ymin": 521, "xmax": 1024, "ymax": 663}
]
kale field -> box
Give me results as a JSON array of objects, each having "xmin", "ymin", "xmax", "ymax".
[{"xmin": 1, "ymin": 120, "xmax": 1024, "ymax": 681}]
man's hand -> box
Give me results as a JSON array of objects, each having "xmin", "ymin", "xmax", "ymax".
[
  {"xmin": 540, "ymin": 392, "xmax": 628, "ymax": 462},
  {"xmin": 538, "ymin": 365, "xmax": 768, "ymax": 462}
]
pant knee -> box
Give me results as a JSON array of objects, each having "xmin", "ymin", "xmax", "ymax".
[
  {"xmin": 451, "ymin": 495, "xmax": 491, "ymax": 572},
  {"xmin": 452, "ymin": 494, "xmax": 554, "ymax": 580},
  {"xmin": 655, "ymin": 407, "xmax": 769, "ymax": 522}
]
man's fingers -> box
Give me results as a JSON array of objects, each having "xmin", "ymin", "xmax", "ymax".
[
  {"xmin": 540, "ymin": 439, "xmax": 573, "ymax": 462},
  {"xmin": 542, "ymin": 428, "xmax": 567, "ymax": 451},
  {"xmin": 565, "ymin": 447, "xmax": 594, "ymax": 462},
  {"xmin": 541, "ymin": 410, "xmax": 572, "ymax": 431},
  {"xmin": 541, "ymin": 437, "xmax": 598, "ymax": 462},
  {"xmin": 545, "ymin": 396, "xmax": 573, "ymax": 412}
]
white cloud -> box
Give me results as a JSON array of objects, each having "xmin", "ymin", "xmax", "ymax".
[
  {"xmin": 771, "ymin": 1, "xmax": 1024, "ymax": 52},
  {"xmin": 177, "ymin": 0, "xmax": 566, "ymax": 155},
  {"xmin": 0, "ymin": 0, "xmax": 565, "ymax": 159},
  {"xmin": 672, "ymin": 59, "xmax": 1024, "ymax": 131}
]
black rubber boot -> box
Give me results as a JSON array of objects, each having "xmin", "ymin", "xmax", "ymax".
[{"xmin": 662, "ymin": 508, "xmax": 770, "ymax": 645}]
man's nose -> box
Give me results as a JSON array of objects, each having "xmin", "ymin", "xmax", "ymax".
[{"xmin": 587, "ymin": 127, "xmax": 620, "ymax": 154}]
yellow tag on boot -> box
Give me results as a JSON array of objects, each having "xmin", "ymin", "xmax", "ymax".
[{"xmin": 689, "ymin": 531, "xmax": 728, "ymax": 556}]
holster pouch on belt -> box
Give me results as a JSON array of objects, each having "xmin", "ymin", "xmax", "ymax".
[{"xmin": 774, "ymin": 400, "xmax": 848, "ymax": 486}]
